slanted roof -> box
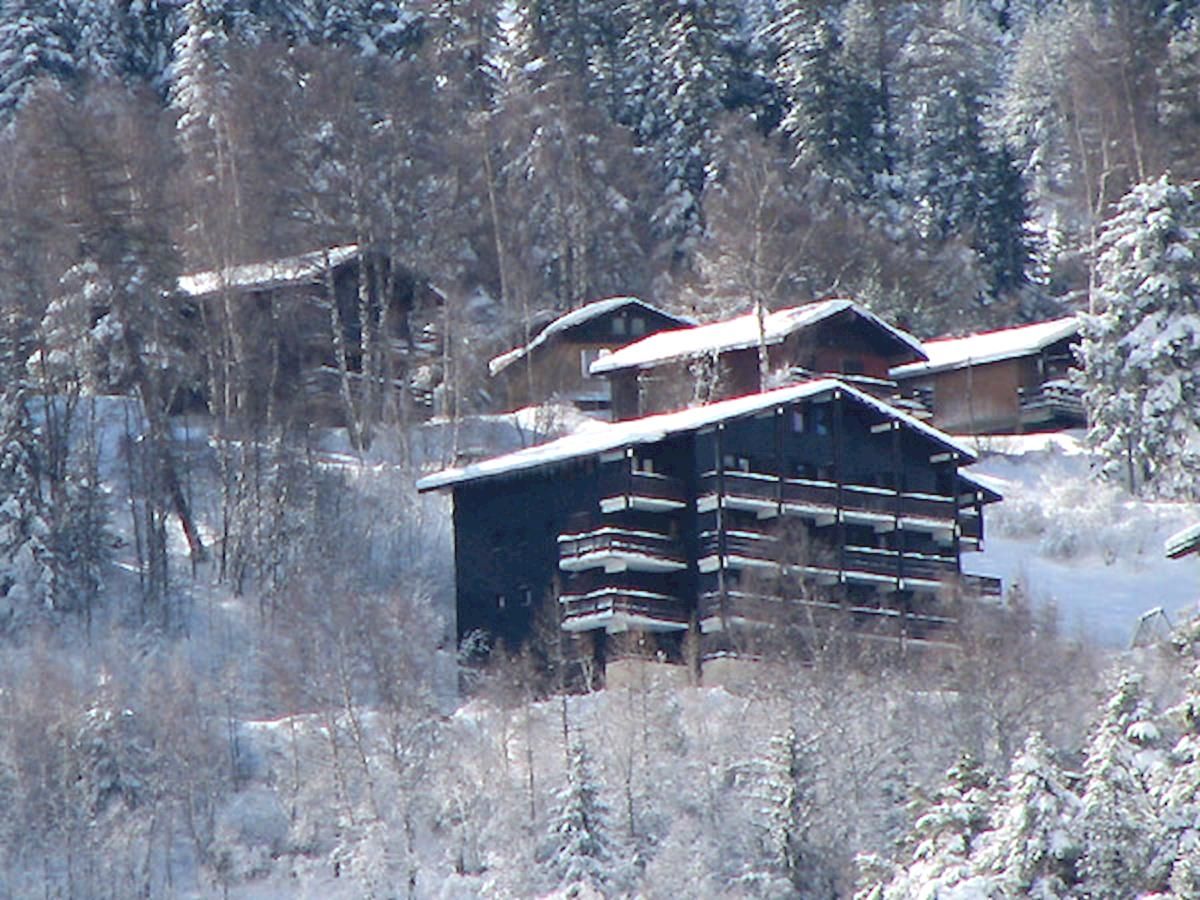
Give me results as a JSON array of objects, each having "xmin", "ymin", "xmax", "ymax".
[
  {"xmin": 417, "ymin": 378, "xmax": 977, "ymax": 492},
  {"xmin": 488, "ymin": 297, "xmax": 692, "ymax": 377},
  {"xmin": 891, "ymin": 317, "xmax": 1079, "ymax": 380},
  {"xmin": 178, "ymin": 245, "xmax": 361, "ymax": 298},
  {"xmin": 1167, "ymin": 522, "xmax": 1200, "ymax": 559},
  {"xmin": 588, "ymin": 299, "xmax": 926, "ymax": 376}
]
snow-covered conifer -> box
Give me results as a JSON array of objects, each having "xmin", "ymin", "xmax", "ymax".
[
  {"xmin": 867, "ymin": 753, "xmax": 998, "ymax": 898},
  {"xmin": 980, "ymin": 731, "xmax": 1081, "ymax": 897},
  {"xmin": 0, "ymin": 0, "xmax": 76, "ymax": 125},
  {"xmin": 1081, "ymin": 174, "xmax": 1200, "ymax": 498},
  {"xmin": 0, "ymin": 362, "xmax": 53, "ymax": 627},
  {"xmin": 1077, "ymin": 669, "xmax": 1166, "ymax": 896},
  {"xmin": 542, "ymin": 740, "xmax": 616, "ymax": 894}
]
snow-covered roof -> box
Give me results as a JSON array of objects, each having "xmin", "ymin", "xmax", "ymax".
[
  {"xmin": 890, "ymin": 317, "xmax": 1079, "ymax": 380},
  {"xmin": 1166, "ymin": 522, "xmax": 1200, "ymax": 559},
  {"xmin": 417, "ymin": 378, "xmax": 976, "ymax": 492},
  {"xmin": 588, "ymin": 299, "xmax": 926, "ymax": 376},
  {"xmin": 488, "ymin": 297, "xmax": 692, "ymax": 377},
  {"xmin": 178, "ymin": 245, "xmax": 361, "ymax": 298}
]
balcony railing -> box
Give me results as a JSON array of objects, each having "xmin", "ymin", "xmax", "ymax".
[
  {"xmin": 600, "ymin": 470, "xmax": 687, "ymax": 513},
  {"xmin": 560, "ymin": 570, "xmax": 688, "ymax": 632},
  {"xmin": 698, "ymin": 471, "xmax": 958, "ymax": 534},
  {"xmin": 558, "ymin": 526, "xmax": 686, "ymax": 573},
  {"xmin": 698, "ymin": 528, "xmax": 960, "ymax": 590},
  {"xmin": 1018, "ymin": 380, "xmax": 1085, "ymax": 425}
]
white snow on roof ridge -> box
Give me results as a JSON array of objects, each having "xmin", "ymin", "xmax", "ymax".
[
  {"xmin": 488, "ymin": 296, "xmax": 691, "ymax": 377},
  {"xmin": 589, "ymin": 299, "xmax": 925, "ymax": 375},
  {"xmin": 891, "ymin": 316, "xmax": 1079, "ymax": 379},
  {"xmin": 417, "ymin": 378, "xmax": 975, "ymax": 491},
  {"xmin": 1166, "ymin": 521, "xmax": 1200, "ymax": 558},
  {"xmin": 178, "ymin": 244, "xmax": 361, "ymax": 298}
]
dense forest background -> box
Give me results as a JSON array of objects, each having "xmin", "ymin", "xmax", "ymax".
[{"xmin": 3, "ymin": 1, "xmax": 1200, "ymax": 897}]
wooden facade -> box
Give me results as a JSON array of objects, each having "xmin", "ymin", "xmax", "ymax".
[
  {"xmin": 488, "ymin": 298, "xmax": 692, "ymax": 415},
  {"xmin": 591, "ymin": 300, "xmax": 928, "ymax": 420},
  {"xmin": 419, "ymin": 380, "xmax": 1001, "ymax": 678},
  {"xmin": 178, "ymin": 245, "xmax": 442, "ymax": 427},
  {"xmin": 891, "ymin": 318, "xmax": 1083, "ymax": 435}
]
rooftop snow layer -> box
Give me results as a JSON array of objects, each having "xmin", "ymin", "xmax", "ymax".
[
  {"xmin": 890, "ymin": 316, "xmax": 1079, "ymax": 379},
  {"xmin": 1167, "ymin": 521, "xmax": 1200, "ymax": 559},
  {"xmin": 178, "ymin": 245, "xmax": 361, "ymax": 297},
  {"xmin": 488, "ymin": 297, "xmax": 692, "ymax": 377},
  {"xmin": 417, "ymin": 378, "xmax": 977, "ymax": 491},
  {"xmin": 588, "ymin": 299, "xmax": 926, "ymax": 375}
]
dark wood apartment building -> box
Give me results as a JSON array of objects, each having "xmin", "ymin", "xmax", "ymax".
[
  {"xmin": 418, "ymin": 379, "xmax": 1001, "ymax": 676},
  {"xmin": 589, "ymin": 299, "xmax": 928, "ymax": 420}
]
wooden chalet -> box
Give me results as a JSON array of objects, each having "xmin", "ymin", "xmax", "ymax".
[
  {"xmin": 890, "ymin": 317, "xmax": 1084, "ymax": 435},
  {"xmin": 487, "ymin": 297, "xmax": 693, "ymax": 415},
  {"xmin": 588, "ymin": 299, "xmax": 928, "ymax": 421},
  {"xmin": 418, "ymin": 379, "xmax": 1002, "ymax": 679},
  {"xmin": 178, "ymin": 245, "xmax": 442, "ymax": 426}
]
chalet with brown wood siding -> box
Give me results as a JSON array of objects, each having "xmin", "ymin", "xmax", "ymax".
[
  {"xmin": 487, "ymin": 297, "xmax": 693, "ymax": 415},
  {"xmin": 419, "ymin": 379, "xmax": 1001, "ymax": 681},
  {"xmin": 890, "ymin": 317, "xmax": 1084, "ymax": 435},
  {"xmin": 179, "ymin": 245, "xmax": 442, "ymax": 426},
  {"xmin": 588, "ymin": 300, "xmax": 928, "ymax": 420}
]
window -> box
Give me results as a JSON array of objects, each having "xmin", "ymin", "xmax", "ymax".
[
  {"xmin": 496, "ymin": 594, "xmax": 506, "ymax": 610},
  {"xmin": 633, "ymin": 455, "xmax": 655, "ymax": 474},
  {"xmin": 580, "ymin": 347, "xmax": 607, "ymax": 376},
  {"xmin": 631, "ymin": 316, "xmax": 646, "ymax": 336},
  {"xmin": 791, "ymin": 410, "xmax": 805, "ymax": 433},
  {"xmin": 722, "ymin": 454, "xmax": 751, "ymax": 472},
  {"xmin": 611, "ymin": 316, "xmax": 627, "ymax": 336},
  {"xmin": 809, "ymin": 405, "xmax": 831, "ymax": 436}
]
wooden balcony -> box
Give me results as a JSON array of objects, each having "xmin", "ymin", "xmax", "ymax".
[
  {"xmin": 697, "ymin": 528, "xmax": 960, "ymax": 592},
  {"xmin": 698, "ymin": 471, "xmax": 959, "ymax": 538},
  {"xmin": 600, "ymin": 470, "xmax": 687, "ymax": 514},
  {"xmin": 961, "ymin": 573, "xmax": 1003, "ymax": 599},
  {"xmin": 1018, "ymin": 380, "xmax": 1085, "ymax": 428},
  {"xmin": 558, "ymin": 526, "xmax": 686, "ymax": 573},
  {"xmin": 559, "ymin": 570, "xmax": 688, "ymax": 633},
  {"xmin": 698, "ymin": 589, "xmax": 959, "ymax": 635}
]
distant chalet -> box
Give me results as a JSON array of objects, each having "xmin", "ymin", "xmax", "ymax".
[
  {"xmin": 419, "ymin": 379, "xmax": 1001, "ymax": 679},
  {"xmin": 487, "ymin": 297, "xmax": 693, "ymax": 415},
  {"xmin": 891, "ymin": 317, "xmax": 1084, "ymax": 435},
  {"xmin": 589, "ymin": 299, "xmax": 928, "ymax": 420},
  {"xmin": 178, "ymin": 245, "xmax": 442, "ymax": 425}
]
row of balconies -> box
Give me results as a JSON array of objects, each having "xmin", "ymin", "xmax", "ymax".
[
  {"xmin": 560, "ymin": 465, "xmax": 997, "ymax": 633},
  {"xmin": 600, "ymin": 469, "xmax": 982, "ymax": 545}
]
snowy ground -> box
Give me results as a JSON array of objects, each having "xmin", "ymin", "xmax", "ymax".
[{"xmin": 965, "ymin": 430, "xmax": 1200, "ymax": 647}]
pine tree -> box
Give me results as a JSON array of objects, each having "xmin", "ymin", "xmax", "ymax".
[
  {"xmin": 1155, "ymin": 665, "xmax": 1200, "ymax": 896},
  {"xmin": 895, "ymin": 2, "xmax": 1030, "ymax": 299},
  {"xmin": 0, "ymin": 348, "xmax": 53, "ymax": 628},
  {"xmin": 1080, "ymin": 174, "xmax": 1200, "ymax": 498},
  {"xmin": 751, "ymin": 726, "xmax": 818, "ymax": 891},
  {"xmin": 0, "ymin": 0, "xmax": 76, "ymax": 126},
  {"xmin": 1077, "ymin": 669, "xmax": 1166, "ymax": 896},
  {"xmin": 543, "ymin": 740, "xmax": 615, "ymax": 894},
  {"xmin": 981, "ymin": 732, "xmax": 1082, "ymax": 898}
]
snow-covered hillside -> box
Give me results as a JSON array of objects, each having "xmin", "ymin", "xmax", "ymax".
[{"xmin": 967, "ymin": 431, "xmax": 1200, "ymax": 646}]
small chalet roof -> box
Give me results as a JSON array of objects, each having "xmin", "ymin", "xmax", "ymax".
[
  {"xmin": 1167, "ymin": 522, "xmax": 1200, "ymax": 559},
  {"xmin": 588, "ymin": 299, "xmax": 927, "ymax": 376},
  {"xmin": 417, "ymin": 378, "xmax": 977, "ymax": 492},
  {"xmin": 891, "ymin": 316, "xmax": 1079, "ymax": 380},
  {"xmin": 178, "ymin": 244, "xmax": 361, "ymax": 298},
  {"xmin": 488, "ymin": 297, "xmax": 692, "ymax": 377}
]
